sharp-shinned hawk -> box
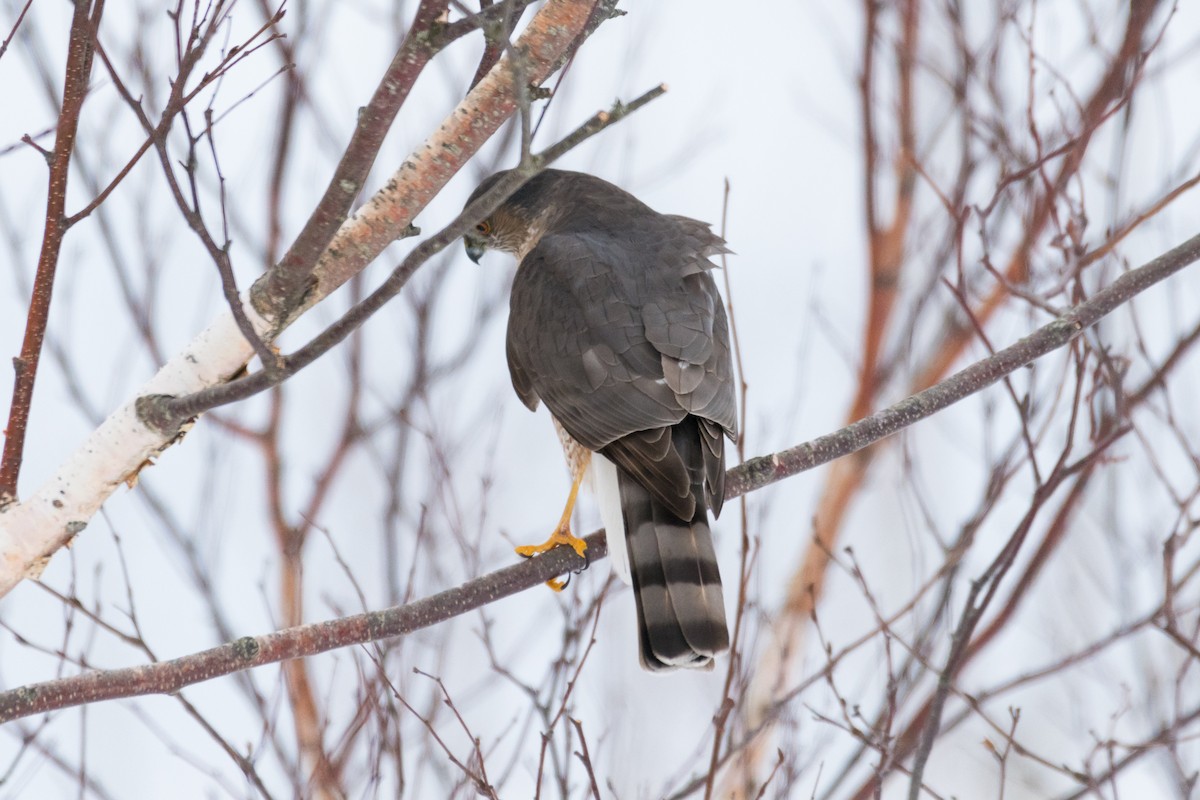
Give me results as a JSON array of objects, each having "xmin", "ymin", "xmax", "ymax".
[{"xmin": 464, "ymin": 169, "xmax": 735, "ymax": 671}]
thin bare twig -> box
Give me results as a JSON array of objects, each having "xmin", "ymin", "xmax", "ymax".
[{"xmin": 727, "ymin": 231, "xmax": 1200, "ymax": 501}]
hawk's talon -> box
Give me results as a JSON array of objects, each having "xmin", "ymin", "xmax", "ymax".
[
  {"xmin": 545, "ymin": 567, "xmax": 584, "ymax": 592},
  {"xmin": 517, "ymin": 528, "xmax": 588, "ymax": 592},
  {"xmin": 514, "ymin": 529, "xmax": 589, "ymax": 560}
]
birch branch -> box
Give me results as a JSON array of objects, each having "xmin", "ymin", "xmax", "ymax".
[{"xmin": 0, "ymin": 0, "xmax": 600, "ymax": 597}]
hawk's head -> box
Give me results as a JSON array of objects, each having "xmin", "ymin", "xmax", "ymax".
[{"xmin": 463, "ymin": 169, "xmax": 560, "ymax": 263}]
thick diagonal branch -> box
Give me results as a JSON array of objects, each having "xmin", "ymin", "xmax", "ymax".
[
  {"xmin": 137, "ymin": 86, "xmax": 666, "ymax": 430},
  {"xmin": 0, "ymin": 0, "xmax": 601, "ymax": 598}
]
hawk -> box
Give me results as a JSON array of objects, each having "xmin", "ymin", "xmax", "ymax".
[{"xmin": 464, "ymin": 169, "xmax": 735, "ymax": 671}]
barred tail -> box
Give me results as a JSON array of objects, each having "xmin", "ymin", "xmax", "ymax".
[{"xmin": 618, "ymin": 469, "xmax": 729, "ymax": 671}]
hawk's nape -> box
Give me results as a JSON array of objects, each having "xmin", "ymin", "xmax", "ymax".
[{"xmin": 465, "ymin": 169, "xmax": 736, "ymax": 671}]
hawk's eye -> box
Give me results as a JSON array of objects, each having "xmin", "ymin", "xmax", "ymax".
[{"xmin": 476, "ymin": 221, "xmax": 492, "ymax": 235}]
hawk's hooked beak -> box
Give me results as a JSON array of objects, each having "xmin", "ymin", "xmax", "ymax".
[{"xmin": 464, "ymin": 234, "xmax": 487, "ymax": 264}]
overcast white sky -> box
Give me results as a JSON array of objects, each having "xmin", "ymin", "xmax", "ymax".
[{"xmin": 3, "ymin": 1, "xmax": 1200, "ymax": 797}]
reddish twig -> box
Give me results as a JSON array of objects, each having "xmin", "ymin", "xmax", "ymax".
[
  {"xmin": 66, "ymin": 3, "xmax": 286, "ymax": 229},
  {"xmin": 0, "ymin": 0, "xmax": 104, "ymax": 504},
  {"xmin": 92, "ymin": 7, "xmax": 285, "ymax": 374},
  {"xmin": 0, "ymin": 0, "xmax": 34, "ymax": 63}
]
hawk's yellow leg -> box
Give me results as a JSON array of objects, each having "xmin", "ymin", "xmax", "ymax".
[{"xmin": 516, "ymin": 451, "xmax": 590, "ymax": 591}]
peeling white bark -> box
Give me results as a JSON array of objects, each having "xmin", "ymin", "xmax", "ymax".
[
  {"xmin": 0, "ymin": 305, "xmax": 264, "ymax": 593},
  {"xmin": 0, "ymin": 0, "xmax": 594, "ymax": 598}
]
